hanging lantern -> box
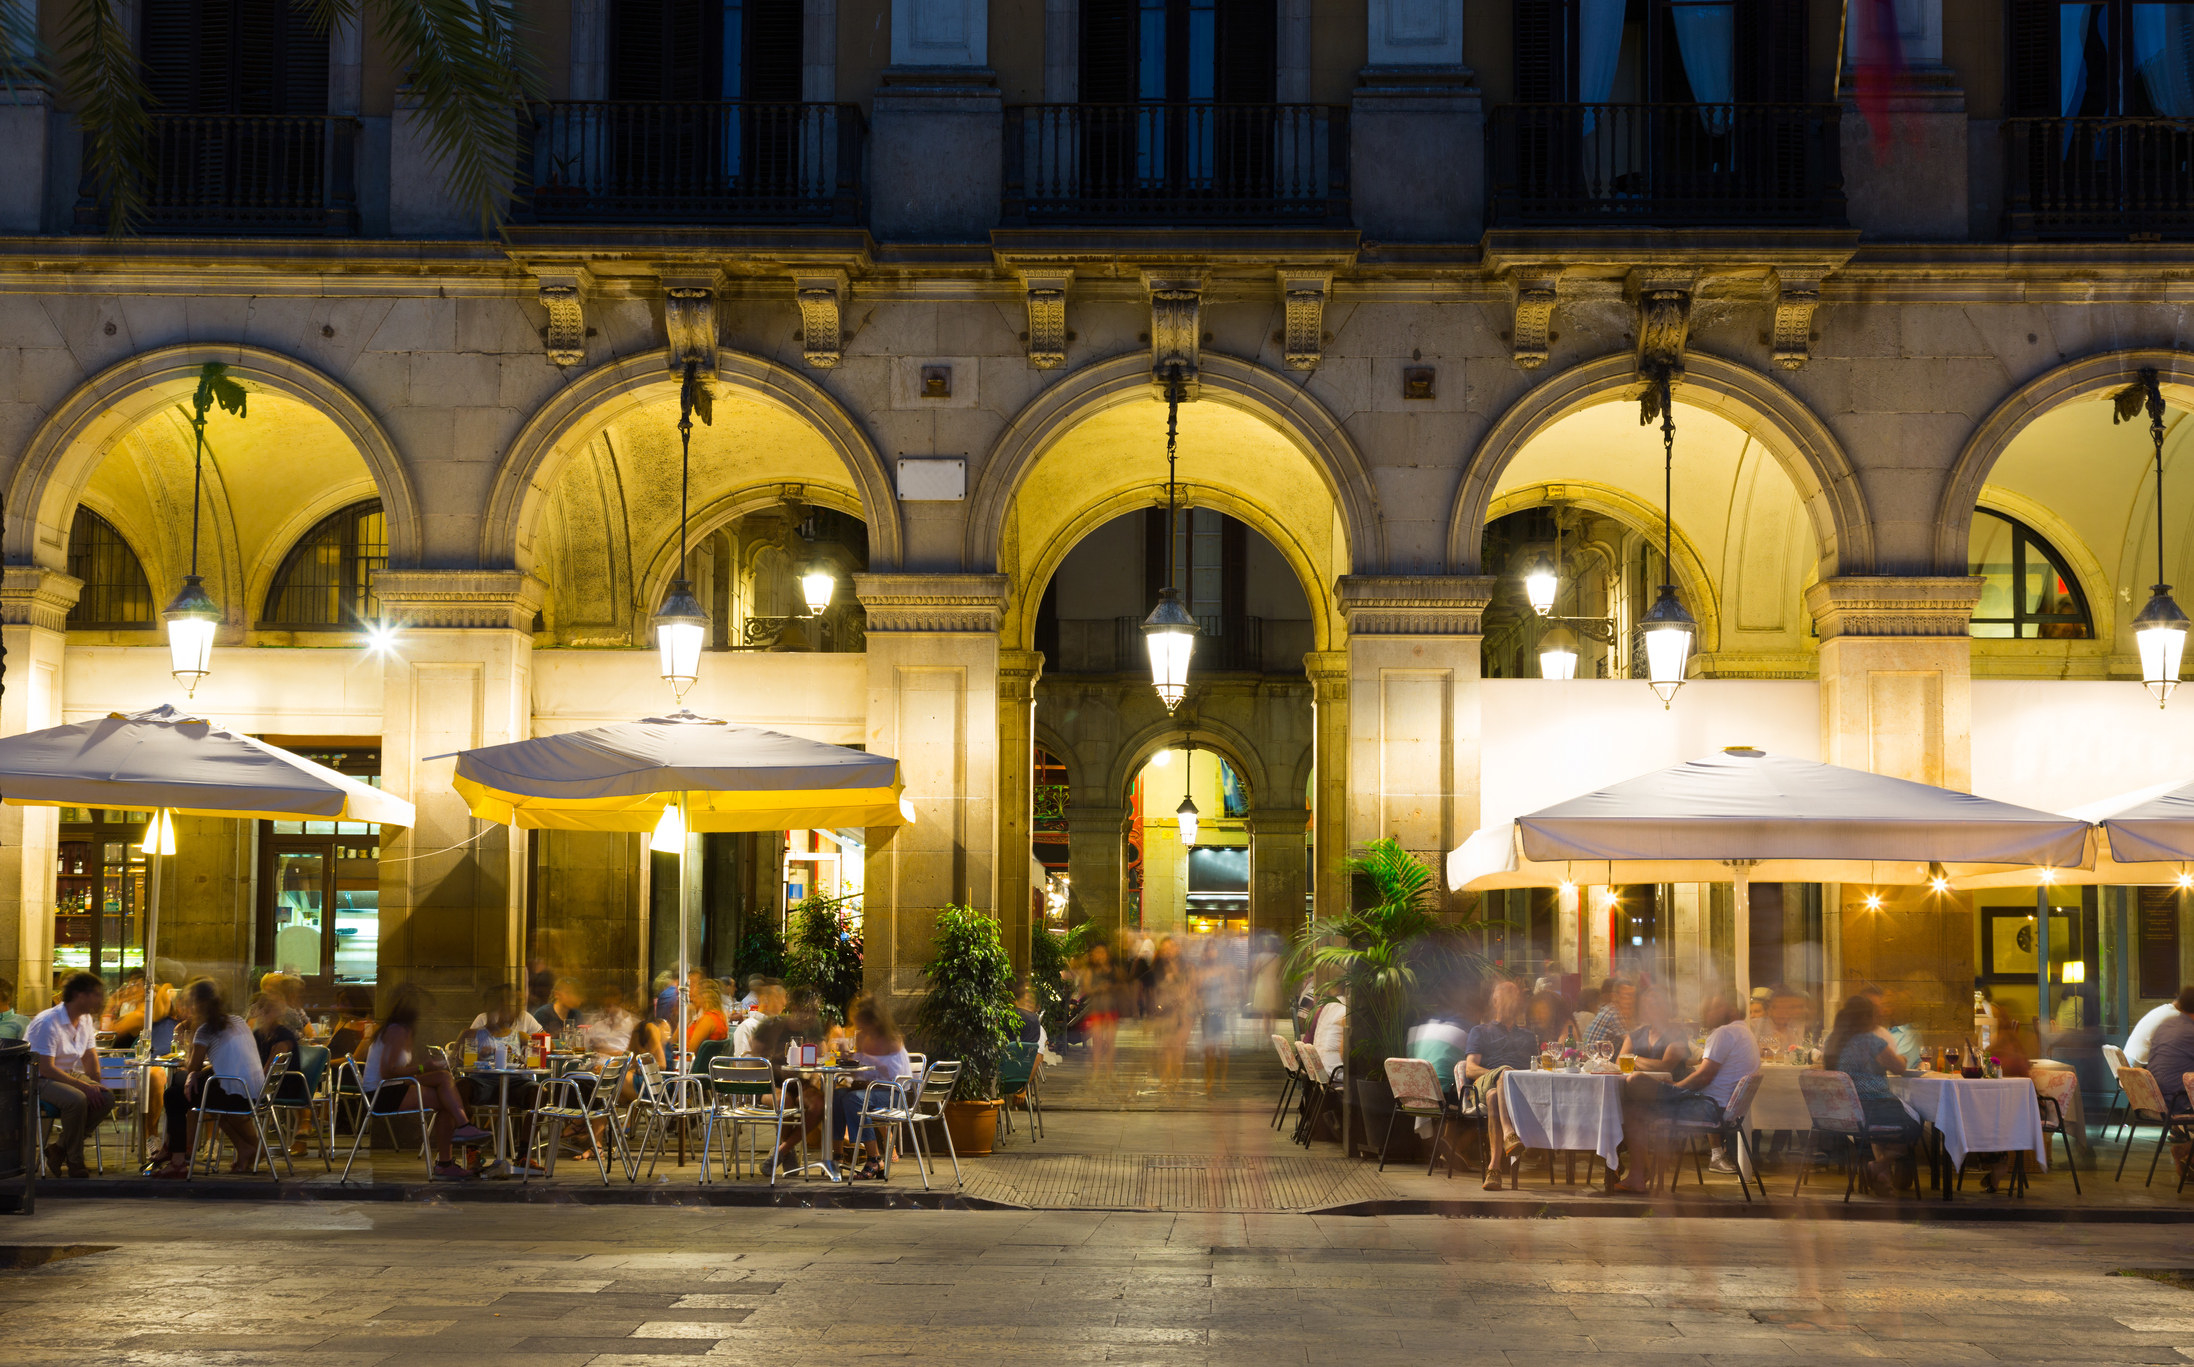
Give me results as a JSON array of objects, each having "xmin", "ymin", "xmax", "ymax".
[
  {"xmin": 1640, "ymin": 585, "xmax": 1695, "ymax": 707},
  {"xmin": 1538, "ymin": 625, "xmax": 1581, "ymax": 681},
  {"xmin": 2117, "ymin": 370, "xmax": 2187, "ymax": 707},
  {"xmin": 653, "ymin": 578, "xmax": 708, "ymax": 702},
  {"xmin": 1143, "ymin": 588, "xmax": 1198, "ymax": 712},
  {"xmin": 1175, "ymin": 792, "xmax": 1200, "ymax": 847},
  {"xmin": 649, "ymin": 799, "xmax": 686, "ymax": 855},
  {"xmin": 163, "ymin": 575, "xmax": 220, "ymax": 698},
  {"xmin": 1524, "ymin": 557, "xmax": 1559, "ymax": 616},
  {"xmin": 801, "ymin": 567, "xmax": 836, "ymax": 617}
]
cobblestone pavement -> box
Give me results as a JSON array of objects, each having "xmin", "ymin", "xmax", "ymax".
[{"xmin": 9, "ymin": 1200, "xmax": 2194, "ymax": 1365}]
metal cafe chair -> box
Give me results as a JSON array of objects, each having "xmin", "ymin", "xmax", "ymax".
[
  {"xmin": 700, "ymin": 1056, "xmax": 800, "ymax": 1183},
  {"xmin": 336, "ymin": 1057, "xmax": 437, "ymax": 1183},
  {"xmin": 908, "ymin": 1059, "xmax": 964, "ymax": 1188},
  {"xmin": 526, "ymin": 1054, "xmax": 633, "ymax": 1185},
  {"xmin": 1293, "ymin": 1042, "xmax": 1341, "ymax": 1148},
  {"xmin": 1269, "ymin": 1034, "xmax": 1307, "ymax": 1131},
  {"xmin": 2032, "ymin": 1068, "xmax": 2082, "ymax": 1196},
  {"xmin": 1378, "ymin": 1057, "xmax": 1455, "ymax": 1175},
  {"xmin": 192, "ymin": 1063, "xmax": 292, "ymax": 1180},
  {"xmin": 1661, "ymin": 1070, "xmax": 1765, "ymax": 1203},
  {"xmin": 2112, "ymin": 1065, "xmax": 2194, "ymax": 1186},
  {"xmin": 627, "ymin": 1053, "xmax": 710, "ymax": 1179}
]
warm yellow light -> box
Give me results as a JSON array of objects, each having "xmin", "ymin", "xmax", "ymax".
[
  {"xmin": 138, "ymin": 809, "xmax": 175, "ymax": 857},
  {"xmin": 1149, "ymin": 749, "xmax": 1173, "ymax": 768},
  {"xmin": 1558, "ymin": 879, "xmax": 1577, "ymax": 895},
  {"xmin": 1929, "ymin": 876, "xmax": 1950, "ymax": 894},
  {"xmin": 1863, "ymin": 892, "xmax": 1883, "ymax": 910},
  {"xmin": 649, "ymin": 801, "xmax": 685, "ymax": 854},
  {"xmin": 364, "ymin": 620, "xmax": 400, "ymax": 655},
  {"xmin": 2061, "ymin": 961, "xmax": 2086, "ymax": 985},
  {"xmin": 2038, "ymin": 868, "xmax": 2057, "ymax": 885},
  {"xmin": 801, "ymin": 569, "xmax": 836, "ymax": 617}
]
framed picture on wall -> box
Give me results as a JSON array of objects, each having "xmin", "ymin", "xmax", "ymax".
[{"xmin": 1981, "ymin": 908, "xmax": 2079, "ymax": 980}]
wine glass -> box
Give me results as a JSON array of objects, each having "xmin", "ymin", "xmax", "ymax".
[{"xmin": 1590, "ymin": 1039, "xmax": 1615, "ymax": 1066}]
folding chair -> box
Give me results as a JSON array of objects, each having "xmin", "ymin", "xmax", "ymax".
[
  {"xmin": 1270, "ymin": 1034, "xmax": 1306, "ymax": 1130},
  {"xmin": 2112, "ymin": 1065, "xmax": 2194, "ymax": 1186},
  {"xmin": 1794, "ymin": 1069, "xmax": 1915, "ymax": 1202},
  {"xmin": 700, "ymin": 1056, "xmax": 801, "ymax": 1183},
  {"xmin": 855, "ymin": 1070, "xmax": 939, "ymax": 1186},
  {"xmin": 909, "ymin": 1059, "xmax": 964, "ymax": 1188},
  {"xmin": 2102, "ymin": 1043, "xmax": 2131, "ymax": 1141},
  {"xmin": 1662, "ymin": 1071, "xmax": 1764, "ymax": 1203},
  {"xmin": 627, "ymin": 1054, "xmax": 710, "ymax": 1179},
  {"xmin": 1294, "ymin": 1042, "xmax": 1340, "ymax": 1147},
  {"xmin": 2032, "ymin": 1068, "xmax": 2082, "ymax": 1196},
  {"xmin": 193, "ymin": 1063, "xmax": 292, "ymax": 1180},
  {"xmin": 1378, "ymin": 1057, "xmax": 1454, "ymax": 1175},
  {"xmin": 996, "ymin": 1042, "xmax": 1040, "ymax": 1147},
  {"xmin": 337, "ymin": 1059, "xmax": 437, "ymax": 1183},
  {"xmin": 526, "ymin": 1055, "xmax": 633, "ymax": 1184}
]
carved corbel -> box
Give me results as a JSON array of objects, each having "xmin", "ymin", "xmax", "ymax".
[
  {"xmin": 1630, "ymin": 267, "xmax": 1696, "ymax": 377},
  {"xmin": 1019, "ymin": 268, "xmax": 1072, "ymax": 370},
  {"xmin": 1279, "ymin": 269, "xmax": 1331, "ymax": 371},
  {"xmin": 658, "ymin": 269, "xmax": 722, "ymax": 372},
  {"xmin": 795, "ymin": 270, "xmax": 848, "ymax": 368},
  {"xmin": 1509, "ymin": 269, "xmax": 1559, "ymax": 369},
  {"xmin": 1771, "ymin": 271, "xmax": 1823, "ymax": 370},
  {"xmin": 1143, "ymin": 270, "xmax": 1205, "ymax": 397},
  {"xmin": 535, "ymin": 267, "xmax": 592, "ymax": 368}
]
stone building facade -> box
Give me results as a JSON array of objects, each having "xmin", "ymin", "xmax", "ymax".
[{"xmin": 0, "ymin": 0, "xmax": 2191, "ymax": 1042}]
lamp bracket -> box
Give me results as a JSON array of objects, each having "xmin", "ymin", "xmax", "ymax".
[
  {"xmin": 1538, "ymin": 612, "xmax": 1617, "ymax": 645},
  {"xmin": 1018, "ymin": 267, "xmax": 1072, "ymax": 370},
  {"xmin": 1143, "ymin": 270, "xmax": 1204, "ymax": 398},
  {"xmin": 794, "ymin": 270, "xmax": 848, "ymax": 369}
]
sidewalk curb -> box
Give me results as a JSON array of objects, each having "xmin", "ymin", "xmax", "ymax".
[
  {"xmin": 1315, "ymin": 1197, "xmax": 2194, "ymax": 1223},
  {"xmin": 28, "ymin": 1178, "xmax": 1017, "ymax": 1211}
]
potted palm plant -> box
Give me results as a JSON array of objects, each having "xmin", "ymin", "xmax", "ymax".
[
  {"xmin": 784, "ymin": 893, "xmax": 864, "ymax": 1024},
  {"xmin": 910, "ymin": 904, "xmax": 1020, "ymax": 1156},
  {"xmin": 1287, "ymin": 837, "xmax": 1481, "ymax": 1159}
]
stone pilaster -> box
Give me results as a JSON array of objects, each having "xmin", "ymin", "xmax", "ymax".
[
  {"xmin": 371, "ymin": 570, "xmax": 543, "ymax": 1037},
  {"xmin": 1246, "ymin": 807, "xmax": 1310, "ymax": 943},
  {"xmin": 853, "ymin": 572, "xmax": 1009, "ymax": 1004},
  {"xmin": 1838, "ymin": 0, "xmax": 1967, "ymax": 241},
  {"xmin": 996, "ymin": 647, "xmax": 1044, "ymax": 975},
  {"xmin": 1303, "ymin": 650, "xmax": 1349, "ymax": 926},
  {"xmin": 1352, "ymin": 0, "xmax": 1480, "ymax": 241},
  {"xmin": 1335, "ymin": 575, "xmax": 1497, "ymax": 909},
  {"xmin": 0, "ymin": 567, "xmax": 78, "ymax": 997},
  {"xmin": 1065, "ymin": 804, "xmax": 1127, "ymax": 937}
]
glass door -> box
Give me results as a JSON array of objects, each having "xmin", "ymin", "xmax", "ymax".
[{"xmin": 53, "ymin": 809, "xmax": 149, "ymax": 985}]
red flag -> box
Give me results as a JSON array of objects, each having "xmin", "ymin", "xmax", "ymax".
[{"xmin": 1854, "ymin": 0, "xmax": 1909, "ymax": 153}]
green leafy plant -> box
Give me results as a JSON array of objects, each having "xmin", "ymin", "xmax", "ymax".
[
  {"xmin": 733, "ymin": 922, "xmax": 787, "ymax": 985},
  {"xmin": 910, "ymin": 905, "xmax": 1019, "ymax": 1101},
  {"xmin": 1029, "ymin": 924, "xmax": 1073, "ymax": 1035},
  {"xmin": 30, "ymin": 0, "xmax": 540, "ymax": 234},
  {"xmin": 1286, "ymin": 837, "xmax": 1483, "ymax": 1070},
  {"xmin": 784, "ymin": 893, "xmax": 864, "ymax": 1024}
]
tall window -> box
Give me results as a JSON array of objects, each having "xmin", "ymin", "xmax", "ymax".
[
  {"xmin": 1513, "ymin": 0, "xmax": 1803, "ymax": 105},
  {"xmin": 257, "ymin": 745, "xmax": 381, "ymax": 997},
  {"xmin": 264, "ymin": 500, "xmax": 385, "ymax": 628},
  {"xmin": 1082, "ymin": 0, "xmax": 1275, "ymax": 105},
  {"xmin": 1968, "ymin": 509, "xmax": 2093, "ymax": 639},
  {"xmin": 610, "ymin": 0, "xmax": 803, "ymax": 101},
  {"xmin": 65, "ymin": 508, "xmax": 155, "ymax": 629},
  {"xmin": 2011, "ymin": 1, "xmax": 2194, "ymax": 119},
  {"xmin": 140, "ymin": 0, "xmax": 330, "ymax": 116}
]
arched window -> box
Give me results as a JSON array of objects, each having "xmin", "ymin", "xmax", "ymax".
[
  {"xmin": 264, "ymin": 500, "xmax": 386, "ymax": 627},
  {"xmin": 65, "ymin": 508, "xmax": 155, "ymax": 629},
  {"xmin": 1968, "ymin": 508, "xmax": 2092, "ymax": 639}
]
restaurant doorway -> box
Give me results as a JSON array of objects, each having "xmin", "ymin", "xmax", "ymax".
[
  {"xmin": 253, "ymin": 743, "xmax": 383, "ymax": 1005},
  {"xmin": 53, "ymin": 807, "xmax": 149, "ymax": 987}
]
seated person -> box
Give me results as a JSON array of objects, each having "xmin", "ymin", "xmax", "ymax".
[
  {"xmin": 325, "ymin": 985, "xmax": 377, "ymax": 1061},
  {"xmin": 1608, "ymin": 992, "xmax": 1759, "ymax": 1194},
  {"xmin": 465, "ymin": 985, "xmax": 545, "ymax": 1059},
  {"xmin": 149, "ymin": 979, "xmax": 266, "ymax": 1178},
  {"xmin": 258, "ymin": 972, "xmax": 312, "ymax": 1037},
  {"xmin": 246, "ymin": 992, "xmax": 302, "ymax": 1072},
  {"xmin": 686, "ymin": 978, "xmax": 731, "ymax": 1054},
  {"xmin": 102, "ymin": 969, "xmax": 171, "ymax": 1050},
  {"xmin": 1407, "ymin": 986, "xmax": 1476, "ymax": 1100},
  {"xmin": 1621, "ymin": 985, "xmax": 1689, "ymax": 1073},
  {"xmin": 0, "ymin": 976, "xmax": 34, "ymax": 1040},
  {"xmin": 733, "ymin": 982, "xmax": 788, "ymax": 1057},
  {"xmin": 748, "ymin": 998, "xmax": 824, "ymax": 1179},
  {"xmin": 1527, "ymin": 989, "xmax": 1579, "ymax": 1051},
  {"xmin": 28, "ymin": 972, "xmax": 111, "ymax": 1178},
  {"xmin": 833, "ymin": 996, "xmax": 913, "ymax": 1180},
  {"xmin": 1824, "ymin": 992, "xmax": 1921, "ymax": 1195},
  {"xmin": 1013, "ymin": 978, "xmax": 1048, "ymax": 1048},
  {"xmin": 2143, "ymin": 988, "xmax": 2194, "ymax": 1181},
  {"xmin": 361, "ymin": 983, "xmax": 492, "ymax": 1180},
  {"xmin": 1749, "ymin": 986, "xmax": 1813, "ymax": 1056},
  {"xmin": 1583, "ymin": 978, "xmax": 1638, "ymax": 1053},
  {"xmin": 1464, "ymin": 982, "xmax": 1541, "ymax": 1191}
]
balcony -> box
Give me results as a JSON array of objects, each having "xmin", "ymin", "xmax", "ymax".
[
  {"xmin": 1487, "ymin": 103, "xmax": 1844, "ymax": 227},
  {"xmin": 513, "ymin": 101, "xmax": 864, "ymax": 225},
  {"xmin": 1045, "ymin": 615, "xmax": 1314, "ymax": 676},
  {"xmin": 1003, "ymin": 103, "xmax": 1349, "ymax": 225},
  {"xmin": 2005, "ymin": 118, "xmax": 2194, "ymax": 239},
  {"xmin": 78, "ymin": 115, "xmax": 360, "ymax": 235}
]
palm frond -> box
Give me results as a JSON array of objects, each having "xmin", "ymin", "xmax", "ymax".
[
  {"xmin": 193, "ymin": 363, "xmax": 248, "ymax": 421},
  {"xmin": 367, "ymin": 0, "xmax": 542, "ymax": 234},
  {"xmin": 60, "ymin": 0, "xmax": 151, "ymax": 234},
  {"xmin": 2112, "ymin": 381, "xmax": 2150, "ymax": 425}
]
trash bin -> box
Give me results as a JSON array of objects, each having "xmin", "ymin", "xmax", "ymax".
[{"xmin": 0, "ymin": 1040, "xmax": 34, "ymax": 1215}]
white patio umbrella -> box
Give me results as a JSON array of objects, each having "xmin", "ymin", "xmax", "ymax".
[
  {"xmin": 1448, "ymin": 748, "xmax": 2094, "ymax": 1000},
  {"xmin": 445, "ymin": 711, "xmax": 910, "ymax": 1055},
  {"xmin": 0, "ymin": 704, "xmax": 413, "ymax": 1151},
  {"xmin": 1950, "ymin": 777, "xmax": 2194, "ymax": 890}
]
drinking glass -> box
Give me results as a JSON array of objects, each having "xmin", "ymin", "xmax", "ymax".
[{"xmin": 1617, "ymin": 1054, "xmax": 1636, "ymax": 1075}]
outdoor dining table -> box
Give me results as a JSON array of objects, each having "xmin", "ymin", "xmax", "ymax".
[
  {"xmin": 788, "ymin": 1062, "xmax": 871, "ymax": 1182},
  {"xmin": 1889, "ymin": 1073, "xmax": 2047, "ymax": 1200},
  {"xmin": 1499, "ymin": 1068, "xmax": 1627, "ymax": 1170},
  {"xmin": 467, "ymin": 1064, "xmax": 543, "ymax": 1177}
]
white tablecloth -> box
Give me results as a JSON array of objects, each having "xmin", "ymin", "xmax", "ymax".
[
  {"xmin": 1747, "ymin": 1064, "xmax": 1813, "ymax": 1133},
  {"xmin": 1501, "ymin": 1069, "xmax": 1626, "ymax": 1167},
  {"xmin": 1890, "ymin": 1075, "xmax": 2047, "ymax": 1170}
]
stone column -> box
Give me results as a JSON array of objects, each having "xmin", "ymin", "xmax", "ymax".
[
  {"xmin": 1807, "ymin": 574, "xmax": 1983, "ymax": 1036},
  {"xmin": 372, "ymin": 571, "xmax": 542, "ymax": 1037},
  {"xmin": 853, "ymin": 573, "xmax": 1008, "ymax": 1007},
  {"xmin": 1838, "ymin": 0, "xmax": 1967, "ymax": 240},
  {"xmin": 996, "ymin": 647, "xmax": 1043, "ymax": 973},
  {"xmin": 1246, "ymin": 807, "xmax": 1309, "ymax": 943},
  {"xmin": 1335, "ymin": 576, "xmax": 1496, "ymax": 907},
  {"xmin": 0, "ymin": 568, "xmax": 78, "ymax": 996},
  {"xmin": 871, "ymin": 0, "xmax": 1000, "ymax": 240},
  {"xmin": 1352, "ymin": 0, "xmax": 1481, "ymax": 240},
  {"xmin": 1065, "ymin": 804, "xmax": 1126, "ymax": 937},
  {"xmin": 1303, "ymin": 651, "xmax": 1349, "ymax": 925}
]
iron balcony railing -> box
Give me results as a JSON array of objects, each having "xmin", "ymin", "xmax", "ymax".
[
  {"xmin": 514, "ymin": 100, "xmax": 864, "ymax": 224},
  {"xmin": 1488, "ymin": 102, "xmax": 1844, "ymax": 226},
  {"xmin": 78, "ymin": 114, "xmax": 360, "ymax": 234},
  {"xmin": 1004, "ymin": 103, "xmax": 1349, "ymax": 224},
  {"xmin": 2004, "ymin": 117, "xmax": 2194, "ymax": 238},
  {"xmin": 1104, "ymin": 615, "xmax": 1265, "ymax": 673}
]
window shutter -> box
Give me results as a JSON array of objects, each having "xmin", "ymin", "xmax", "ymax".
[
  {"xmin": 746, "ymin": 0, "xmax": 804, "ymax": 103},
  {"xmin": 1737, "ymin": 0, "xmax": 1807, "ymax": 103},
  {"xmin": 2005, "ymin": 0, "xmax": 2060, "ymax": 118},
  {"xmin": 1144, "ymin": 508, "xmax": 1170, "ymax": 605},
  {"xmin": 1082, "ymin": 0, "xmax": 1139, "ymax": 103},
  {"xmin": 1219, "ymin": 516, "xmax": 1246, "ymax": 636},
  {"xmin": 140, "ymin": 0, "xmax": 204, "ymax": 113},
  {"xmin": 234, "ymin": 0, "xmax": 278, "ymax": 114},
  {"xmin": 611, "ymin": 0, "xmax": 669, "ymax": 99},
  {"xmin": 278, "ymin": 1, "xmax": 330, "ymax": 116},
  {"xmin": 1512, "ymin": 0, "xmax": 1563, "ymax": 103},
  {"xmin": 1216, "ymin": 0, "xmax": 1277, "ymax": 104}
]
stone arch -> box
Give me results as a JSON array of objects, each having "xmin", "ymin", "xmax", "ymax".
[
  {"xmin": 1484, "ymin": 480, "xmax": 1724, "ymax": 653},
  {"xmin": 1105, "ymin": 715, "xmax": 1272, "ymax": 815},
  {"xmin": 965, "ymin": 350, "xmax": 1385, "ymax": 575},
  {"xmin": 6, "ymin": 342, "xmax": 420, "ymax": 571},
  {"xmin": 631, "ymin": 483, "xmax": 871, "ymax": 627},
  {"xmin": 1973, "ymin": 486, "xmax": 2118, "ymax": 643},
  {"xmin": 1448, "ymin": 351, "xmax": 1872, "ymax": 579},
  {"xmin": 1936, "ymin": 348, "xmax": 2194, "ymax": 575},
  {"xmin": 246, "ymin": 486, "xmax": 384, "ymax": 628},
  {"xmin": 484, "ymin": 347, "xmax": 902, "ymax": 573}
]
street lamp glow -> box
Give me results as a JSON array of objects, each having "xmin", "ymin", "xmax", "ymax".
[
  {"xmin": 1538, "ymin": 625, "xmax": 1580, "ymax": 681},
  {"xmin": 1640, "ymin": 585, "xmax": 1695, "ymax": 707},
  {"xmin": 162, "ymin": 574, "xmax": 220, "ymax": 698},
  {"xmin": 2061, "ymin": 960, "xmax": 2085, "ymax": 985},
  {"xmin": 1148, "ymin": 748, "xmax": 1173, "ymax": 768},
  {"xmin": 1174, "ymin": 793, "xmax": 1200, "ymax": 846},
  {"xmin": 1524, "ymin": 559, "xmax": 1558, "ymax": 616},
  {"xmin": 649, "ymin": 801, "xmax": 685, "ymax": 855},
  {"xmin": 652, "ymin": 578, "xmax": 708, "ymax": 702},
  {"xmin": 364, "ymin": 620, "xmax": 400, "ymax": 655},
  {"xmin": 1930, "ymin": 876, "xmax": 1951, "ymax": 895},
  {"xmin": 801, "ymin": 568, "xmax": 836, "ymax": 617},
  {"xmin": 2135, "ymin": 586, "xmax": 2189, "ymax": 706},
  {"xmin": 1142, "ymin": 587, "xmax": 1198, "ymax": 713},
  {"xmin": 138, "ymin": 808, "xmax": 175, "ymax": 857},
  {"xmin": 1863, "ymin": 892, "xmax": 1883, "ymax": 910}
]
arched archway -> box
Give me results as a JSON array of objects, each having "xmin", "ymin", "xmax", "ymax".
[
  {"xmin": 483, "ymin": 347, "xmax": 903, "ymax": 574},
  {"xmin": 1449, "ymin": 351, "xmax": 1872, "ymax": 580},
  {"xmin": 7, "ymin": 343, "xmax": 419, "ymax": 577}
]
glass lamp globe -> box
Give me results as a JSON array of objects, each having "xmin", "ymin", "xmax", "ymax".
[
  {"xmin": 653, "ymin": 577, "xmax": 709, "ymax": 701},
  {"xmin": 1639, "ymin": 584, "xmax": 1696, "ymax": 708},
  {"xmin": 1175, "ymin": 794, "xmax": 1200, "ymax": 847},
  {"xmin": 801, "ymin": 568, "xmax": 836, "ymax": 617},
  {"xmin": 1538, "ymin": 625, "xmax": 1581, "ymax": 681},
  {"xmin": 1524, "ymin": 559, "xmax": 1559, "ymax": 617},
  {"xmin": 2134, "ymin": 585, "xmax": 2189, "ymax": 707},
  {"xmin": 162, "ymin": 575, "xmax": 220, "ymax": 697},
  {"xmin": 1141, "ymin": 587, "xmax": 1198, "ymax": 712}
]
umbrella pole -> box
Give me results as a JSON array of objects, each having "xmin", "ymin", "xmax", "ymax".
[
  {"xmin": 1731, "ymin": 866, "xmax": 1751, "ymax": 1007},
  {"xmin": 677, "ymin": 793, "xmax": 692, "ymax": 1070},
  {"xmin": 142, "ymin": 827, "xmax": 163, "ymax": 1161}
]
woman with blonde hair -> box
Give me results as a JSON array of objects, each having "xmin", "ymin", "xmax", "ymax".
[{"xmin": 1463, "ymin": 979, "xmax": 1541, "ymax": 1190}]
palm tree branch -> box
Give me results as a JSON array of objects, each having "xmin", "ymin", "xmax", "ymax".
[
  {"xmin": 60, "ymin": 0, "xmax": 149, "ymax": 234},
  {"xmin": 365, "ymin": 0, "xmax": 542, "ymax": 233}
]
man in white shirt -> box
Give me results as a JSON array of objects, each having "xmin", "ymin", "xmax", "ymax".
[
  {"xmin": 732, "ymin": 982, "xmax": 787, "ymax": 1058},
  {"xmin": 2127, "ymin": 997, "xmax": 2182, "ymax": 1066},
  {"xmin": 1609, "ymin": 992, "xmax": 1757, "ymax": 1194},
  {"xmin": 28, "ymin": 972, "xmax": 112, "ymax": 1178},
  {"xmin": 1311, "ymin": 996, "xmax": 1348, "ymax": 1079}
]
